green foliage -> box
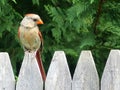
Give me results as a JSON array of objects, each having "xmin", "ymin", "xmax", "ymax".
[
  {"xmin": 12, "ymin": 0, "xmax": 17, "ymax": 4},
  {"xmin": 44, "ymin": 0, "xmax": 96, "ymax": 56},
  {"xmin": 44, "ymin": 0, "xmax": 98, "ymax": 75},
  {"xmin": 32, "ymin": 0, "xmax": 39, "ymax": 5},
  {"xmin": 0, "ymin": 0, "xmax": 119, "ymax": 78},
  {"xmin": 44, "ymin": 0, "xmax": 120, "ymax": 77},
  {"xmin": 0, "ymin": 0, "xmax": 22, "ymax": 74}
]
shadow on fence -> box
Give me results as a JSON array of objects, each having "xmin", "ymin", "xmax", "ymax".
[{"xmin": 0, "ymin": 50, "xmax": 120, "ymax": 90}]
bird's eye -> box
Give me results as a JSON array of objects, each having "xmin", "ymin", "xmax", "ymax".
[{"xmin": 33, "ymin": 19, "xmax": 37, "ymax": 22}]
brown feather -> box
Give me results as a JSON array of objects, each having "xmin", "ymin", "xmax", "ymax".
[
  {"xmin": 38, "ymin": 31, "xmax": 43, "ymax": 52},
  {"xmin": 18, "ymin": 27, "xmax": 20, "ymax": 38},
  {"xmin": 36, "ymin": 50, "xmax": 46, "ymax": 81}
]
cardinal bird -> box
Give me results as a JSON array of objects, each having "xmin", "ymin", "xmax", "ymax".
[{"xmin": 18, "ymin": 13, "xmax": 46, "ymax": 81}]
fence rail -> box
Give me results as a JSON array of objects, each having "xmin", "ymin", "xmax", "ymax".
[{"xmin": 0, "ymin": 50, "xmax": 120, "ymax": 90}]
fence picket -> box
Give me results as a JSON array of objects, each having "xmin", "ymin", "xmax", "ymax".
[
  {"xmin": 1, "ymin": 50, "xmax": 120, "ymax": 90},
  {"xmin": 45, "ymin": 51, "xmax": 72, "ymax": 90},
  {"xmin": 72, "ymin": 51, "xmax": 99, "ymax": 90},
  {"xmin": 16, "ymin": 52, "xmax": 43, "ymax": 90},
  {"xmin": 101, "ymin": 50, "xmax": 120, "ymax": 90},
  {"xmin": 0, "ymin": 52, "xmax": 15, "ymax": 90}
]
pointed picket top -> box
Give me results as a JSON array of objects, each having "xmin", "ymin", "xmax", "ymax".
[
  {"xmin": 101, "ymin": 50, "xmax": 120, "ymax": 90},
  {"xmin": 16, "ymin": 52, "xmax": 43, "ymax": 90},
  {"xmin": 45, "ymin": 51, "xmax": 72, "ymax": 90},
  {"xmin": 72, "ymin": 51, "xmax": 99, "ymax": 90},
  {"xmin": 0, "ymin": 52, "xmax": 15, "ymax": 90}
]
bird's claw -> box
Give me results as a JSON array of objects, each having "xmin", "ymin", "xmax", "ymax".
[{"xmin": 24, "ymin": 51, "xmax": 36, "ymax": 58}]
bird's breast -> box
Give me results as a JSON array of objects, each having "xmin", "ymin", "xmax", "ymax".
[{"xmin": 19, "ymin": 26, "xmax": 41, "ymax": 51}]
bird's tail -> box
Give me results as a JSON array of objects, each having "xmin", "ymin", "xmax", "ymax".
[{"xmin": 36, "ymin": 50, "xmax": 46, "ymax": 81}]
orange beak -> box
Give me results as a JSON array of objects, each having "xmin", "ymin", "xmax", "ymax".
[{"xmin": 36, "ymin": 19, "xmax": 44, "ymax": 24}]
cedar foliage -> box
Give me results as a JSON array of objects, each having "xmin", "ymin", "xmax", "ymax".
[{"xmin": 0, "ymin": 0, "xmax": 120, "ymax": 77}]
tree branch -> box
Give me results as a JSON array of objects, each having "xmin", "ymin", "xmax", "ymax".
[{"xmin": 93, "ymin": 0, "xmax": 106, "ymax": 34}]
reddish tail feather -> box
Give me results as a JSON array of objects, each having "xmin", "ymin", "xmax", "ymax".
[{"xmin": 36, "ymin": 50, "xmax": 46, "ymax": 81}]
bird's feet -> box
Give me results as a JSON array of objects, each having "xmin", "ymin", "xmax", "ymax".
[
  {"xmin": 31, "ymin": 51, "xmax": 37, "ymax": 58},
  {"xmin": 24, "ymin": 51, "xmax": 36, "ymax": 58}
]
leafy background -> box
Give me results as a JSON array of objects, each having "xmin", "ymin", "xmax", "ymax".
[{"xmin": 0, "ymin": 0, "xmax": 120, "ymax": 78}]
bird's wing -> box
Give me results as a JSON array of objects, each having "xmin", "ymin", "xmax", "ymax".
[
  {"xmin": 18, "ymin": 27, "xmax": 20, "ymax": 38},
  {"xmin": 38, "ymin": 30, "xmax": 43, "ymax": 52},
  {"xmin": 37, "ymin": 30, "xmax": 46, "ymax": 81}
]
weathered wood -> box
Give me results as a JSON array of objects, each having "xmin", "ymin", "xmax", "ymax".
[
  {"xmin": 101, "ymin": 50, "xmax": 120, "ymax": 90},
  {"xmin": 0, "ymin": 52, "xmax": 15, "ymax": 90},
  {"xmin": 16, "ymin": 52, "xmax": 43, "ymax": 90},
  {"xmin": 72, "ymin": 51, "xmax": 99, "ymax": 90},
  {"xmin": 2, "ymin": 50, "xmax": 120, "ymax": 90},
  {"xmin": 45, "ymin": 51, "xmax": 72, "ymax": 90}
]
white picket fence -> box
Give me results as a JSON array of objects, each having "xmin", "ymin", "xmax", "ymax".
[{"xmin": 0, "ymin": 50, "xmax": 120, "ymax": 90}]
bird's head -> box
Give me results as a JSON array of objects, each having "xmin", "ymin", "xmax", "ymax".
[{"xmin": 20, "ymin": 13, "xmax": 43, "ymax": 28}]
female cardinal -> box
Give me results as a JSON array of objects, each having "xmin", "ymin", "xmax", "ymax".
[{"xmin": 18, "ymin": 14, "xmax": 46, "ymax": 81}]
